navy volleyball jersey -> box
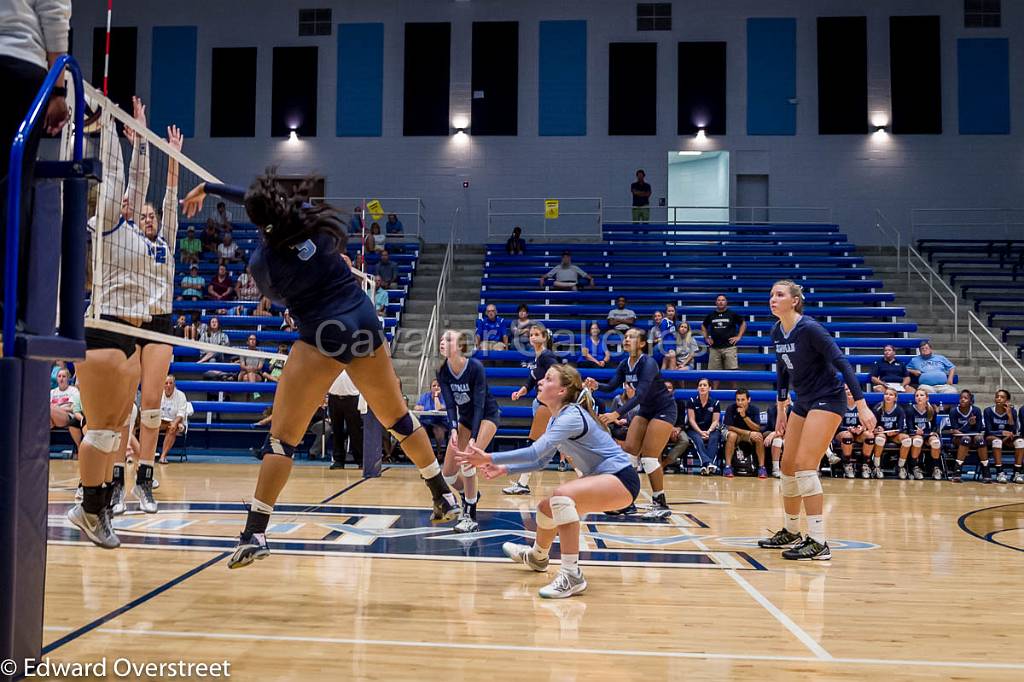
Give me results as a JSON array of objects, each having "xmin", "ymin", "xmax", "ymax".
[
  {"xmin": 876, "ymin": 404, "xmax": 907, "ymax": 433},
  {"xmin": 436, "ymin": 358, "xmax": 499, "ymax": 439},
  {"xmin": 947, "ymin": 405, "xmax": 984, "ymax": 433},
  {"xmin": 524, "ymin": 349, "xmax": 561, "ymax": 393},
  {"xmin": 687, "ymin": 395, "xmax": 721, "ymax": 430},
  {"xmin": 598, "ymin": 354, "xmax": 675, "ymax": 415},
  {"xmin": 984, "ymin": 406, "xmax": 1015, "ymax": 435},
  {"xmin": 841, "ymin": 405, "xmax": 860, "ymax": 430},
  {"xmin": 772, "ymin": 316, "xmax": 864, "ymax": 404},
  {"xmin": 906, "ymin": 405, "xmax": 936, "ymax": 434}
]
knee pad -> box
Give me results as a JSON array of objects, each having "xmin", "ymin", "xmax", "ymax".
[
  {"xmin": 1015, "ymin": 438, "xmax": 1024, "ymax": 449},
  {"xmin": 460, "ymin": 463, "xmax": 477, "ymax": 478},
  {"xmin": 874, "ymin": 435, "xmax": 887, "ymax": 447},
  {"xmin": 535, "ymin": 509, "xmax": 557, "ymax": 530},
  {"xmin": 900, "ymin": 437, "xmax": 912, "ymax": 448},
  {"xmin": 959, "ymin": 435, "xmax": 973, "ymax": 447},
  {"xmin": 912, "ymin": 437, "xmax": 924, "ymax": 448},
  {"xmin": 386, "ymin": 412, "xmax": 421, "ymax": 443},
  {"xmin": 549, "ymin": 496, "xmax": 579, "ymax": 525},
  {"xmin": 780, "ymin": 473, "xmax": 799, "ymax": 498},
  {"xmin": 640, "ymin": 457, "xmax": 660, "ymax": 474},
  {"xmin": 83, "ymin": 429, "xmax": 119, "ymax": 454},
  {"xmin": 443, "ymin": 473, "xmax": 459, "ymax": 486},
  {"xmin": 140, "ymin": 408, "xmax": 161, "ymax": 430},
  {"xmin": 796, "ymin": 470, "xmax": 823, "ymax": 497},
  {"xmin": 991, "ymin": 438, "xmax": 1003, "ymax": 450},
  {"xmin": 840, "ymin": 436, "xmax": 854, "ymax": 446},
  {"xmin": 772, "ymin": 437, "xmax": 784, "ymax": 449},
  {"xmin": 262, "ymin": 434, "xmax": 296, "ymax": 459}
]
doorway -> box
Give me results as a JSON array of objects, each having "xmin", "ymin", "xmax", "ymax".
[
  {"xmin": 736, "ymin": 174, "xmax": 769, "ymax": 223},
  {"xmin": 666, "ymin": 151, "xmax": 729, "ymax": 224}
]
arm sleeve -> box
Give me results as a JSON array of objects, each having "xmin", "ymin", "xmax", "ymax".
[
  {"xmin": 596, "ymin": 360, "xmax": 628, "ymax": 395},
  {"xmin": 96, "ymin": 118, "xmax": 125, "ymax": 231},
  {"xmin": 204, "ymin": 183, "xmax": 247, "ymax": 204},
  {"xmin": 436, "ymin": 373, "xmax": 459, "ymax": 430},
  {"xmin": 809, "ymin": 322, "xmax": 864, "ymax": 401},
  {"xmin": 616, "ymin": 358, "xmax": 657, "ymax": 415},
  {"xmin": 162, "ymin": 183, "xmax": 180, "ymax": 256},
  {"xmin": 491, "ymin": 411, "xmax": 579, "ymax": 473},
  {"xmin": 469, "ymin": 365, "xmax": 488, "ymax": 440},
  {"xmin": 37, "ymin": 1, "xmax": 71, "ymax": 53}
]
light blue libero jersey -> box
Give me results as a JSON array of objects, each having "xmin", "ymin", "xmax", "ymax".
[{"xmin": 490, "ymin": 404, "xmax": 631, "ymax": 475}]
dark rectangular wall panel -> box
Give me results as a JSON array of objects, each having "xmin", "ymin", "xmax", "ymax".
[
  {"xmin": 337, "ymin": 23, "xmax": 384, "ymax": 137},
  {"xmin": 538, "ymin": 20, "xmax": 586, "ymax": 136},
  {"xmin": 211, "ymin": 47, "xmax": 257, "ymax": 137},
  {"xmin": 92, "ymin": 27, "xmax": 137, "ymax": 116},
  {"xmin": 890, "ymin": 16, "xmax": 942, "ymax": 134},
  {"xmin": 747, "ymin": 18, "xmax": 796, "ymax": 135},
  {"xmin": 271, "ymin": 46, "xmax": 318, "ymax": 137},
  {"xmin": 958, "ymin": 38, "xmax": 1010, "ymax": 134},
  {"xmin": 404, "ymin": 22, "xmax": 451, "ymax": 136},
  {"xmin": 471, "ymin": 21, "xmax": 519, "ymax": 135},
  {"xmin": 816, "ymin": 17, "xmax": 867, "ymax": 134},
  {"xmin": 678, "ymin": 41, "xmax": 727, "ymax": 135},
  {"xmin": 609, "ymin": 42, "xmax": 657, "ymax": 135},
  {"xmin": 150, "ymin": 26, "xmax": 197, "ymax": 137}
]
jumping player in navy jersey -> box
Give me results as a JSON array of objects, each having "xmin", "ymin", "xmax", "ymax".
[
  {"xmin": 757, "ymin": 281, "xmax": 875, "ymax": 560},
  {"xmin": 181, "ymin": 171, "xmax": 460, "ymax": 568},
  {"xmin": 456, "ymin": 364, "xmax": 641, "ymax": 599},
  {"xmin": 872, "ymin": 387, "xmax": 911, "ymax": 479},
  {"xmin": 503, "ymin": 324, "xmax": 561, "ymax": 496},
  {"xmin": 906, "ymin": 388, "xmax": 943, "ymax": 480},
  {"xmin": 983, "ymin": 389, "xmax": 1020, "ymax": 484},
  {"xmin": 436, "ymin": 330, "xmax": 501, "ymax": 532},
  {"xmin": 584, "ymin": 328, "xmax": 676, "ymax": 519}
]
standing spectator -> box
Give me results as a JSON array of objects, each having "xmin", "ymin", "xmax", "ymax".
[
  {"xmin": 509, "ymin": 303, "xmax": 532, "ymax": 348},
  {"xmin": 723, "ymin": 388, "xmax": 766, "ymax": 478},
  {"xmin": 364, "ymin": 222, "xmax": 385, "ymax": 253},
  {"xmin": 200, "ymin": 220, "xmax": 221, "ymax": 254},
  {"xmin": 630, "ymin": 169, "xmax": 651, "ymax": 223},
  {"xmin": 197, "ymin": 316, "xmax": 230, "ymax": 363},
  {"xmin": 476, "ymin": 304, "xmax": 509, "ymax": 351},
  {"xmin": 607, "ymin": 296, "xmax": 637, "ymax": 332},
  {"xmin": 579, "ymin": 322, "xmax": 610, "ymax": 368},
  {"xmin": 372, "ymin": 276, "xmax": 389, "ymax": 315},
  {"xmin": 238, "ymin": 334, "xmax": 266, "ymax": 383},
  {"xmin": 907, "ymin": 341, "xmax": 957, "ymax": 394},
  {"xmin": 385, "ymin": 213, "xmax": 404, "ymax": 235},
  {"xmin": 212, "ymin": 201, "xmax": 232, "ymax": 229},
  {"xmin": 701, "ymin": 295, "xmax": 746, "ymax": 387},
  {"xmin": 506, "ymin": 226, "xmax": 526, "ymax": 255},
  {"xmin": 870, "ymin": 344, "xmax": 910, "ymax": 393},
  {"xmin": 686, "ymin": 378, "xmax": 721, "ymax": 474},
  {"xmin": 538, "ymin": 251, "xmax": 594, "ymax": 291},
  {"xmin": 374, "ymin": 250, "xmax": 399, "ymax": 289},
  {"xmin": 49, "ymin": 367, "xmax": 83, "ymax": 448},
  {"xmin": 414, "ymin": 379, "xmax": 449, "ymax": 456},
  {"xmin": 156, "ymin": 375, "xmax": 189, "ymax": 463},
  {"xmin": 327, "ymin": 370, "xmax": 363, "ymax": 469},
  {"xmin": 350, "ymin": 206, "xmax": 363, "ymax": 235},
  {"xmin": 235, "ymin": 265, "xmax": 261, "ymax": 302},
  {"xmin": 217, "ymin": 234, "xmax": 241, "ymax": 264},
  {"xmin": 179, "ymin": 226, "xmax": 202, "ymax": 265},
  {"xmin": 178, "ymin": 264, "xmax": 205, "ymax": 301},
  {"xmin": 208, "ymin": 264, "xmax": 235, "ymax": 302}
]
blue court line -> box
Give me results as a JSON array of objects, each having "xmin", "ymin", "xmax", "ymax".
[
  {"xmin": 40, "ymin": 551, "xmax": 230, "ymax": 655},
  {"xmin": 957, "ymin": 503, "xmax": 1024, "ymax": 554}
]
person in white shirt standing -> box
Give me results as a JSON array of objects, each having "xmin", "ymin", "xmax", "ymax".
[
  {"xmin": 49, "ymin": 368, "xmax": 83, "ymax": 447},
  {"xmin": 327, "ymin": 370, "xmax": 364, "ymax": 470},
  {"xmin": 156, "ymin": 375, "xmax": 189, "ymax": 464}
]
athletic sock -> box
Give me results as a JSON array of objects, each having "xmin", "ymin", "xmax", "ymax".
[
  {"xmin": 136, "ymin": 462, "xmax": 154, "ymax": 485},
  {"xmin": 517, "ymin": 473, "xmax": 531, "ymax": 486},
  {"xmin": 242, "ymin": 499, "xmax": 273, "ymax": 541},
  {"xmin": 1015, "ymin": 464, "xmax": 1022, "ymax": 474},
  {"xmin": 112, "ymin": 464, "xmax": 125, "ymax": 486},
  {"xmin": 560, "ymin": 553, "xmax": 580, "ymax": 576},
  {"xmin": 807, "ymin": 515, "xmax": 826, "ymax": 543},
  {"xmin": 82, "ymin": 485, "xmax": 105, "ymax": 515},
  {"xmin": 784, "ymin": 513, "xmax": 801, "ymax": 534},
  {"xmin": 652, "ymin": 489, "xmax": 664, "ymax": 498},
  {"xmin": 897, "ymin": 458, "xmax": 906, "ymax": 469},
  {"xmin": 872, "ymin": 456, "xmax": 881, "ymax": 468},
  {"xmin": 464, "ymin": 492, "xmax": 479, "ymax": 504},
  {"xmin": 532, "ymin": 542, "xmax": 549, "ymax": 560}
]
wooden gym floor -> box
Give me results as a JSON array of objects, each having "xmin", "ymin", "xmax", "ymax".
[{"xmin": 41, "ymin": 460, "xmax": 1024, "ymax": 680}]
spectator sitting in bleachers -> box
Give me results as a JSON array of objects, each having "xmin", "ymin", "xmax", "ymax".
[
  {"xmin": 946, "ymin": 389, "xmax": 989, "ymax": 482},
  {"xmin": 178, "ymin": 264, "xmax": 205, "ymax": 301},
  {"xmin": 179, "ymin": 226, "xmax": 201, "ymax": 265},
  {"xmin": 723, "ymin": 388, "xmax": 766, "ymax": 478},
  {"xmin": 372, "ymin": 276, "xmax": 389, "ymax": 315},
  {"xmin": 212, "ymin": 200, "xmax": 232, "ymax": 229},
  {"xmin": 200, "ymin": 220, "xmax": 220, "ymax": 254},
  {"xmin": 649, "ymin": 310, "xmax": 665, "ymax": 347},
  {"xmin": 172, "ymin": 314, "xmax": 196, "ymax": 341},
  {"xmin": 701, "ymin": 295, "xmax": 746, "ymax": 388},
  {"xmin": 217, "ymin": 234, "xmax": 242, "ymax": 265},
  {"xmin": 50, "ymin": 360, "xmax": 68, "ymax": 389},
  {"xmin": 607, "ymin": 296, "xmax": 636, "ymax": 333},
  {"xmin": 506, "ymin": 226, "xmax": 526, "ymax": 255},
  {"xmin": 608, "ymin": 383, "xmax": 639, "ymax": 443},
  {"xmin": 385, "ymin": 213, "xmax": 404, "ymax": 235},
  {"xmin": 50, "ymin": 368, "xmax": 83, "ymax": 449},
  {"xmin": 281, "ymin": 308, "xmax": 297, "ymax": 332},
  {"xmin": 983, "ymin": 389, "xmax": 1019, "ymax": 484},
  {"xmin": 157, "ymin": 375, "xmax": 189, "ymax": 464},
  {"xmin": 907, "ymin": 341, "xmax": 957, "ymax": 394},
  {"xmin": 870, "ymin": 344, "xmax": 911, "ymax": 393},
  {"xmin": 375, "ymin": 250, "xmax": 398, "ymax": 289},
  {"xmin": 686, "ymin": 377, "xmax": 721, "ymax": 475},
  {"xmin": 670, "ymin": 321, "xmax": 701, "ymax": 372},
  {"xmin": 476, "ymin": 304, "xmax": 509, "ymax": 351},
  {"xmin": 538, "ymin": 250, "xmax": 594, "ymax": 291},
  {"xmin": 197, "ymin": 316, "xmax": 230, "ymax": 363},
  {"xmin": 662, "ymin": 381, "xmax": 692, "ymax": 471},
  {"xmin": 238, "ymin": 334, "xmax": 266, "ymax": 383},
  {"xmin": 414, "ymin": 379, "xmax": 449, "ymax": 456},
  {"xmin": 872, "ymin": 387, "xmax": 911, "ymax": 479},
  {"xmin": 207, "ymin": 264, "xmax": 235, "ymax": 303},
  {"xmin": 509, "ymin": 303, "xmax": 532, "ymax": 348},
  {"xmin": 235, "ymin": 265, "xmax": 261, "ymax": 302},
  {"xmin": 580, "ymin": 322, "xmax": 610, "ymax": 368},
  {"xmin": 365, "ymin": 222, "xmax": 385, "ymax": 253},
  {"xmin": 254, "ymin": 295, "xmax": 272, "ymax": 317},
  {"xmin": 260, "ymin": 343, "xmax": 289, "ymax": 382}
]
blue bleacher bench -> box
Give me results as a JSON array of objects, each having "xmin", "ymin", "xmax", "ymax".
[{"xmin": 480, "ymin": 304, "xmax": 904, "ymax": 319}]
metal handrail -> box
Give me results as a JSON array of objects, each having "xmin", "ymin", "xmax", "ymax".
[
  {"xmin": 910, "ymin": 208, "xmax": 1024, "ymax": 246},
  {"xmin": 873, "ymin": 209, "xmax": 902, "ymax": 273},
  {"xmin": 601, "ymin": 204, "xmax": 834, "ymax": 225},
  {"xmin": 417, "ymin": 208, "xmax": 458, "ymax": 395},
  {"xmin": 487, "ymin": 197, "xmax": 603, "ymax": 240},
  {"xmin": 315, "ymin": 196, "xmax": 426, "ymax": 239},
  {"xmin": 967, "ymin": 310, "xmax": 1024, "ymax": 394},
  {"xmin": 906, "ymin": 244, "xmax": 958, "ymax": 337}
]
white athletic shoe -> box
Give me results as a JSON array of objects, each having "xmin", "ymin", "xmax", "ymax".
[
  {"xmin": 1013, "ymin": 472, "xmax": 1024, "ymax": 484},
  {"xmin": 707, "ymin": 464, "xmax": 719, "ymax": 476},
  {"xmin": 502, "ymin": 542, "xmax": 549, "ymax": 572},
  {"xmin": 132, "ymin": 481, "xmax": 158, "ymax": 514},
  {"xmin": 152, "ymin": 478, "xmax": 160, "ymax": 490},
  {"xmin": 74, "ymin": 484, "xmax": 83, "ymax": 504},
  {"xmin": 453, "ymin": 514, "xmax": 480, "ymax": 534},
  {"xmin": 539, "ymin": 570, "xmax": 587, "ymax": 599},
  {"xmin": 933, "ymin": 468, "xmax": 944, "ymax": 481},
  {"xmin": 826, "ymin": 447, "xmax": 841, "ymax": 466},
  {"xmin": 898, "ymin": 467, "xmax": 908, "ymax": 480},
  {"xmin": 874, "ymin": 467, "xmax": 884, "ymax": 480},
  {"xmin": 996, "ymin": 471, "xmax": 1009, "ymax": 484},
  {"xmin": 501, "ymin": 482, "xmax": 531, "ymax": 496},
  {"xmin": 111, "ymin": 482, "xmax": 127, "ymax": 516},
  {"xmin": 771, "ymin": 468, "xmax": 781, "ymax": 479},
  {"xmin": 67, "ymin": 504, "xmax": 120, "ymax": 549},
  {"xmin": 843, "ymin": 463, "xmax": 855, "ymax": 479},
  {"xmin": 861, "ymin": 464, "xmax": 872, "ymax": 479},
  {"xmin": 913, "ymin": 466, "xmax": 924, "ymax": 480}
]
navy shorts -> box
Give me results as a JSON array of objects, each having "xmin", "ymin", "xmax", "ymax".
[
  {"xmin": 85, "ymin": 315, "xmax": 138, "ymax": 358},
  {"xmin": 457, "ymin": 406, "xmax": 502, "ymax": 431},
  {"xmin": 792, "ymin": 393, "xmax": 847, "ymax": 419},
  {"xmin": 611, "ymin": 464, "xmax": 642, "ymax": 502},
  {"xmin": 300, "ymin": 296, "xmax": 385, "ymax": 364},
  {"xmin": 136, "ymin": 314, "xmax": 174, "ymax": 348},
  {"xmin": 637, "ymin": 400, "xmax": 677, "ymax": 425}
]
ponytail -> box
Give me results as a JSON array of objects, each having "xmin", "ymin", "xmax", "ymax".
[{"xmin": 244, "ymin": 168, "xmax": 347, "ymax": 254}]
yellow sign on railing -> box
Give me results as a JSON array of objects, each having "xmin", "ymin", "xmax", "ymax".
[
  {"xmin": 366, "ymin": 199, "xmax": 384, "ymax": 221},
  {"xmin": 544, "ymin": 199, "xmax": 559, "ymax": 219}
]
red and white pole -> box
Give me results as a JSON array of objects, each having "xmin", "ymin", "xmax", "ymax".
[{"xmin": 102, "ymin": 0, "xmax": 113, "ymax": 95}]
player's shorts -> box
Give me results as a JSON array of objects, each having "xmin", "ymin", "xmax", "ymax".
[
  {"xmin": 610, "ymin": 464, "xmax": 642, "ymax": 502},
  {"xmin": 458, "ymin": 406, "xmax": 502, "ymax": 431},
  {"xmin": 792, "ymin": 393, "xmax": 847, "ymax": 419},
  {"xmin": 302, "ymin": 296, "xmax": 386, "ymax": 364},
  {"xmin": 637, "ymin": 400, "xmax": 677, "ymax": 425},
  {"xmin": 85, "ymin": 315, "xmax": 138, "ymax": 358},
  {"xmin": 136, "ymin": 314, "xmax": 174, "ymax": 349}
]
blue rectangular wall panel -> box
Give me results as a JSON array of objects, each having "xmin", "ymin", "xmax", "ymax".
[
  {"xmin": 747, "ymin": 18, "xmax": 796, "ymax": 135},
  {"xmin": 539, "ymin": 20, "xmax": 587, "ymax": 136},
  {"xmin": 338, "ymin": 23, "xmax": 384, "ymax": 137}
]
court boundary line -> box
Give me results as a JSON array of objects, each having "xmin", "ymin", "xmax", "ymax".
[
  {"xmin": 40, "ymin": 626, "xmax": 1024, "ymax": 672},
  {"xmin": 958, "ymin": 503, "xmax": 1024, "ymax": 553}
]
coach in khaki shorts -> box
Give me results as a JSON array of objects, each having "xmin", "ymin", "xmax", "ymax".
[{"xmin": 701, "ymin": 295, "xmax": 746, "ymax": 384}]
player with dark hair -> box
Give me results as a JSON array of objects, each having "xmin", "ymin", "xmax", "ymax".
[
  {"xmin": 872, "ymin": 387, "xmax": 911, "ymax": 479},
  {"xmin": 946, "ymin": 389, "xmax": 988, "ymax": 483},
  {"xmin": 983, "ymin": 389, "xmax": 1019, "ymax": 484}
]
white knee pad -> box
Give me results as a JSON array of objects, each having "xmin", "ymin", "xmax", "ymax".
[
  {"xmin": 535, "ymin": 509, "xmax": 557, "ymax": 530},
  {"xmin": 900, "ymin": 437, "xmax": 912, "ymax": 448},
  {"xmin": 443, "ymin": 473, "xmax": 459, "ymax": 486},
  {"xmin": 629, "ymin": 454, "xmax": 639, "ymax": 469},
  {"xmin": 911, "ymin": 436, "xmax": 924, "ymax": 448},
  {"xmin": 140, "ymin": 408, "xmax": 162, "ymax": 430},
  {"xmin": 83, "ymin": 428, "xmax": 119, "ymax": 454},
  {"xmin": 1015, "ymin": 438, "xmax": 1024, "ymax": 449},
  {"xmin": 460, "ymin": 463, "xmax": 477, "ymax": 478},
  {"xmin": 796, "ymin": 470, "xmax": 823, "ymax": 497},
  {"xmin": 780, "ymin": 473, "xmax": 800, "ymax": 498},
  {"xmin": 640, "ymin": 457, "xmax": 660, "ymax": 474},
  {"xmin": 772, "ymin": 437, "xmax": 784, "ymax": 449},
  {"xmin": 874, "ymin": 434, "xmax": 887, "ymax": 447},
  {"xmin": 991, "ymin": 438, "xmax": 1003, "ymax": 449},
  {"xmin": 549, "ymin": 495, "xmax": 580, "ymax": 525}
]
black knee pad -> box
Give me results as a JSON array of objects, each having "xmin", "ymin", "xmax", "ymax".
[
  {"xmin": 262, "ymin": 433, "xmax": 297, "ymax": 459},
  {"xmin": 387, "ymin": 412, "xmax": 422, "ymax": 443},
  {"xmin": 840, "ymin": 437, "xmax": 854, "ymax": 446}
]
